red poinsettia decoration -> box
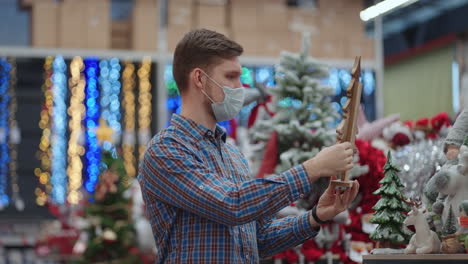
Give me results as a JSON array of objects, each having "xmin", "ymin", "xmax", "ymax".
[
  {"xmin": 415, "ymin": 118, "xmax": 430, "ymax": 131},
  {"xmin": 430, "ymin": 112, "xmax": 451, "ymax": 132},
  {"xmin": 392, "ymin": 132, "xmax": 411, "ymax": 147},
  {"xmin": 403, "ymin": 120, "xmax": 413, "ymax": 130}
]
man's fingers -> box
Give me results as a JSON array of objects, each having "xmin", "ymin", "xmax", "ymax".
[
  {"xmin": 341, "ymin": 181, "xmax": 359, "ymax": 208},
  {"xmin": 344, "ymin": 149, "xmax": 353, "ymax": 157},
  {"xmin": 340, "ymin": 188, "xmax": 353, "ymax": 207},
  {"xmin": 350, "ymin": 181, "xmax": 360, "ymax": 200},
  {"xmin": 341, "ymin": 142, "xmax": 352, "ymax": 150},
  {"xmin": 345, "ymin": 157, "xmax": 353, "ymax": 164},
  {"xmin": 325, "ymin": 181, "xmax": 336, "ymax": 195}
]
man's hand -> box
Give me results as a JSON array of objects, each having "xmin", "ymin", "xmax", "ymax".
[
  {"xmin": 312, "ymin": 177, "xmax": 359, "ymax": 223},
  {"xmin": 446, "ymin": 145, "xmax": 460, "ymax": 160},
  {"xmin": 303, "ymin": 142, "xmax": 354, "ymax": 180}
]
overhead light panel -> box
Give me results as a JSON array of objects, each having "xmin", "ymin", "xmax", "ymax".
[{"xmin": 360, "ymin": 0, "xmax": 420, "ymax": 22}]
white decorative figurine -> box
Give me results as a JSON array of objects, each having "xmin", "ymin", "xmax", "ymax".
[
  {"xmin": 427, "ymin": 139, "xmax": 468, "ymax": 222},
  {"xmin": 403, "ymin": 198, "xmax": 441, "ymax": 254}
]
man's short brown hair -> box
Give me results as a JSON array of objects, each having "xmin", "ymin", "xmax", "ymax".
[{"xmin": 172, "ymin": 28, "xmax": 243, "ymax": 94}]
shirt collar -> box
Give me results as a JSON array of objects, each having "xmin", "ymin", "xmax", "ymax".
[{"xmin": 171, "ymin": 114, "xmax": 227, "ymax": 143}]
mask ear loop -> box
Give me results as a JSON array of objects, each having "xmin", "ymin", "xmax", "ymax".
[{"xmin": 198, "ymin": 69, "xmax": 216, "ymax": 103}]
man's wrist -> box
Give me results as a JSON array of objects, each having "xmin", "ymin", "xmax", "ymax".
[
  {"xmin": 304, "ymin": 158, "xmax": 321, "ymax": 182},
  {"xmin": 311, "ymin": 206, "xmax": 330, "ymax": 225},
  {"xmin": 308, "ymin": 210, "xmax": 321, "ymax": 230}
]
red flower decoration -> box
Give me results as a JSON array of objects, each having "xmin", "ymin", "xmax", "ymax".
[
  {"xmin": 345, "ymin": 140, "xmax": 386, "ymax": 246},
  {"xmin": 392, "ymin": 132, "xmax": 411, "ymax": 147},
  {"xmin": 403, "ymin": 120, "xmax": 413, "ymax": 130},
  {"xmin": 430, "ymin": 112, "xmax": 451, "ymax": 132},
  {"xmin": 415, "ymin": 118, "xmax": 429, "ymax": 128}
]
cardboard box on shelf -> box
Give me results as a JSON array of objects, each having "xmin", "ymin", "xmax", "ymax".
[
  {"xmin": 58, "ymin": 0, "xmax": 87, "ymax": 48},
  {"xmin": 196, "ymin": 4, "xmax": 226, "ymax": 29},
  {"xmin": 256, "ymin": 31, "xmax": 294, "ymax": 57},
  {"xmin": 31, "ymin": 0, "xmax": 59, "ymax": 47},
  {"xmin": 134, "ymin": 0, "xmax": 158, "ymax": 5},
  {"xmin": 232, "ymin": 31, "xmax": 259, "ymax": 56},
  {"xmin": 112, "ymin": 36, "xmax": 130, "ymax": 50},
  {"xmin": 288, "ymin": 7, "xmax": 320, "ymax": 34},
  {"xmin": 257, "ymin": 3, "xmax": 288, "ymax": 32},
  {"xmin": 361, "ymin": 39, "xmax": 375, "ymax": 60},
  {"xmin": 320, "ymin": 37, "xmax": 347, "ymax": 59},
  {"xmin": 132, "ymin": 2, "xmax": 159, "ymax": 51},
  {"xmin": 168, "ymin": 2, "xmax": 192, "ymax": 28},
  {"xmin": 231, "ymin": 5, "xmax": 257, "ymax": 32},
  {"xmin": 112, "ymin": 20, "xmax": 131, "ymax": 36},
  {"xmin": 167, "ymin": 26, "xmax": 191, "ymax": 52},
  {"xmin": 231, "ymin": 0, "xmax": 256, "ymax": 8},
  {"xmin": 86, "ymin": 0, "xmax": 111, "ymax": 49},
  {"xmin": 58, "ymin": 0, "xmax": 110, "ymax": 49},
  {"xmin": 290, "ymin": 31, "xmax": 318, "ymax": 54},
  {"xmin": 111, "ymin": 20, "xmax": 131, "ymax": 50}
]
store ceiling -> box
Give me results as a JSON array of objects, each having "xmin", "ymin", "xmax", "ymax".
[{"xmin": 364, "ymin": 0, "xmax": 468, "ymax": 56}]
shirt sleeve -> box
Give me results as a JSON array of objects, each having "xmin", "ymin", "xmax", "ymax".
[
  {"xmin": 138, "ymin": 137, "xmax": 313, "ymax": 226},
  {"xmin": 256, "ymin": 212, "xmax": 319, "ymax": 258},
  {"xmin": 445, "ymin": 109, "xmax": 468, "ymax": 151}
]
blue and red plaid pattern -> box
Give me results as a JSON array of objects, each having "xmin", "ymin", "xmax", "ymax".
[{"xmin": 138, "ymin": 114, "xmax": 319, "ymax": 263}]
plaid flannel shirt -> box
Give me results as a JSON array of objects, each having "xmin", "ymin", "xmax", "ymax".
[{"xmin": 138, "ymin": 114, "xmax": 319, "ymax": 263}]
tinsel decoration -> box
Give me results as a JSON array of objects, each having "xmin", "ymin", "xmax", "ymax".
[{"xmin": 391, "ymin": 138, "xmax": 446, "ymax": 199}]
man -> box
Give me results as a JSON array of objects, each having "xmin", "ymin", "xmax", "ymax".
[{"xmin": 139, "ymin": 29, "xmax": 359, "ymax": 263}]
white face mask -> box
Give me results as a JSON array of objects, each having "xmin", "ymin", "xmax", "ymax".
[{"xmin": 200, "ymin": 71, "xmax": 245, "ymax": 122}]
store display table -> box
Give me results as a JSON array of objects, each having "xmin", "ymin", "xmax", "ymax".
[{"xmin": 363, "ymin": 254, "xmax": 468, "ymax": 264}]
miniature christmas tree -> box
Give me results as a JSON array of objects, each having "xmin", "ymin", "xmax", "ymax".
[
  {"xmin": 79, "ymin": 151, "xmax": 145, "ymax": 263},
  {"xmin": 442, "ymin": 205, "xmax": 457, "ymax": 236},
  {"xmin": 370, "ymin": 151, "xmax": 413, "ymax": 248}
]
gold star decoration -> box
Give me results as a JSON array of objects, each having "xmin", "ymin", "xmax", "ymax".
[{"xmin": 96, "ymin": 118, "xmax": 114, "ymax": 144}]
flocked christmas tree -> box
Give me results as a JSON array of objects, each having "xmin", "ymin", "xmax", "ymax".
[
  {"xmin": 79, "ymin": 151, "xmax": 146, "ymax": 263},
  {"xmin": 370, "ymin": 151, "xmax": 413, "ymax": 248},
  {"xmin": 250, "ymin": 33, "xmax": 339, "ymax": 207},
  {"xmin": 442, "ymin": 205, "xmax": 457, "ymax": 236}
]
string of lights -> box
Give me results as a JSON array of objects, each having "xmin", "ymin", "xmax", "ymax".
[
  {"xmin": 8, "ymin": 58, "xmax": 24, "ymax": 211},
  {"xmin": 137, "ymin": 57, "xmax": 152, "ymax": 161},
  {"xmin": 84, "ymin": 58, "xmax": 101, "ymax": 194},
  {"xmin": 67, "ymin": 57, "xmax": 86, "ymax": 204},
  {"xmin": 50, "ymin": 56, "xmax": 68, "ymax": 204},
  {"xmin": 122, "ymin": 61, "xmax": 136, "ymax": 185},
  {"xmin": 0, "ymin": 58, "xmax": 11, "ymax": 209},
  {"xmin": 35, "ymin": 57, "xmax": 54, "ymax": 206},
  {"xmin": 98, "ymin": 58, "xmax": 121, "ymax": 151}
]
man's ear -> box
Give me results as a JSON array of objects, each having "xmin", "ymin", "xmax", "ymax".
[{"xmin": 191, "ymin": 68, "xmax": 204, "ymax": 90}]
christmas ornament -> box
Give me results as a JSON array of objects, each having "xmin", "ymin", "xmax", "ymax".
[{"xmin": 402, "ymin": 198, "xmax": 441, "ymax": 254}]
